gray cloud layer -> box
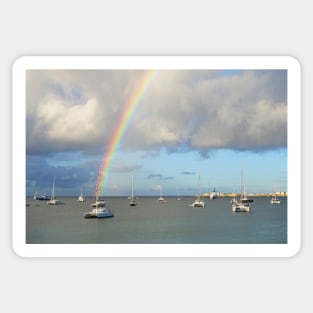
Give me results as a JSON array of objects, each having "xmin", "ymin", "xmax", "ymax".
[{"xmin": 26, "ymin": 69, "xmax": 287, "ymax": 156}]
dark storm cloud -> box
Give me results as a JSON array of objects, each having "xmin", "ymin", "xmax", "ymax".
[{"xmin": 26, "ymin": 155, "xmax": 95, "ymax": 195}]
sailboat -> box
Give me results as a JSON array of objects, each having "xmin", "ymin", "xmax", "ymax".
[
  {"xmin": 34, "ymin": 192, "xmax": 50, "ymax": 201},
  {"xmin": 33, "ymin": 192, "xmax": 39, "ymax": 200},
  {"xmin": 84, "ymin": 167, "xmax": 114, "ymax": 219},
  {"xmin": 158, "ymin": 184, "xmax": 167, "ymax": 203},
  {"xmin": 191, "ymin": 173, "xmax": 206, "ymax": 207},
  {"xmin": 271, "ymin": 194, "xmax": 280, "ymax": 205},
  {"xmin": 47, "ymin": 176, "xmax": 60, "ymax": 205},
  {"xmin": 231, "ymin": 169, "xmax": 253, "ymax": 212},
  {"xmin": 129, "ymin": 175, "xmax": 137, "ymax": 206},
  {"xmin": 177, "ymin": 187, "xmax": 183, "ymax": 200},
  {"xmin": 77, "ymin": 186, "xmax": 85, "ymax": 202},
  {"xmin": 270, "ymin": 185, "xmax": 280, "ymax": 205}
]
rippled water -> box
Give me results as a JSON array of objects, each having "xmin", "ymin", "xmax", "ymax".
[{"xmin": 26, "ymin": 196, "xmax": 287, "ymax": 244}]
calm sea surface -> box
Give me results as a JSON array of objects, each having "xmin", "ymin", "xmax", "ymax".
[{"xmin": 26, "ymin": 196, "xmax": 287, "ymax": 244}]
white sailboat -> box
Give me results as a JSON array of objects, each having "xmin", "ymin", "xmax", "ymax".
[
  {"xmin": 33, "ymin": 192, "xmax": 39, "ymax": 200},
  {"xmin": 84, "ymin": 167, "xmax": 114, "ymax": 219},
  {"xmin": 231, "ymin": 169, "xmax": 253, "ymax": 212},
  {"xmin": 191, "ymin": 173, "xmax": 206, "ymax": 207},
  {"xmin": 177, "ymin": 188, "xmax": 182, "ymax": 200},
  {"xmin": 270, "ymin": 185, "xmax": 281, "ymax": 205},
  {"xmin": 158, "ymin": 184, "xmax": 167, "ymax": 203},
  {"xmin": 271, "ymin": 194, "xmax": 280, "ymax": 205},
  {"xmin": 77, "ymin": 186, "xmax": 85, "ymax": 202},
  {"xmin": 47, "ymin": 176, "xmax": 60, "ymax": 205},
  {"xmin": 129, "ymin": 175, "xmax": 137, "ymax": 206},
  {"xmin": 34, "ymin": 192, "xmax": 50, "ymax": 201},
  {"xmin": 91, "ymin": 199, "xmax": 106, "ymax": 207}
]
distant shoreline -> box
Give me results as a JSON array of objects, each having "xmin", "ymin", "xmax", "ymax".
[
  {"xmin": 204, "ymin": 193, "xmax": 288, "ymax": 198},
  {"xmin": 27, "ymin": 193, "xmax": 288, "ymax": 198}
]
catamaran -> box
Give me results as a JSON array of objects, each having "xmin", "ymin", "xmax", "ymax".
[
  {"xmin": 84, "ymin": 167, "xmax": 114, "ymax": 219},
  {"xmin": 191, "ymin": 173, "xmax": 206, "ymax": 207},
  {"xmin": 231, "ymin": 169, "xmax": 253, "ymax": 213}
]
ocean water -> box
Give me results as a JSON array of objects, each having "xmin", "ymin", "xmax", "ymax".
[{"xmin": 26, "ymin": 196, "xmax": 287, "ymax": 244}]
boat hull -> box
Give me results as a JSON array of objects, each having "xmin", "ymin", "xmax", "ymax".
[
  {"xmin": 232, "ymin": 203, "xmax": 250, "ymax": 212},
  {"xmin": 84, "ymin": 212, "xmax": 97, "ymax": 218},
  {"xmin": 192, "ymin": 201, "xmax": 206, "ymax": 207},
  {"xmin": 271, "ymin": 199, "xmax": 280, "ymax": 205},
  {"xmin": 96, "ymin": 211, "xmax": 114, "ymax": 218},
  {"xmin": 129, "ymin": 197, "xmax": 137, "ymax": 206},
  {"xmin": 47, "ymin": 199, "xmax": 60, "ymax": 205},
  {"xmin": 91, "ymin": 201, "xmax": 106, "ymax": 207},
  {"xmin": 192, "ymin": 203, "xmax": 205, "ymax": 208},
  {"xmin": 84, "ymin": 208, "xmax": 114, "ymax": 219}
]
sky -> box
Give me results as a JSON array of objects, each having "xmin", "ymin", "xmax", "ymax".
[{"xmin": 26, "ymin": 69, "xmax": 287, "ymax": 197}]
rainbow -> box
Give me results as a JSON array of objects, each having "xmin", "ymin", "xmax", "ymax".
[{"xmin": 96, "ymin": 70, "xmax": 158, "ymax": 195}]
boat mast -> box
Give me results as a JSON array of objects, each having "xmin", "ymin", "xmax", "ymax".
[
  {"xmin": 240, "ymin": 168, "xmax": 243, "ymax": 199},
  {"xmin": 95, "ymin": 165, "xmax": 100, "ymax": 212},
  {"xmin": 51, "ymin": 176, "xmax": 55, "ymax": 200},
  {"xmin": 196, "ymin": 172, "xmax": 201, "ymax": 201}
]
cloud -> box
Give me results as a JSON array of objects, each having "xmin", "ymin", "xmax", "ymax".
[
  {"xmin": 147, "ymin": 174, "xmax": 163, "ymax": 180},
  {"xmin": 150, "ymin": 184, "xmax": 161, "ymax": 191},
  {"xmin": 110, "ymin": 164, "xmax": 141, "ymax": 173},
  {"xmin": 26, "ymin": 155, "xmax": 96, "ymax": 195},
  {"xmin": 26, "ymin": 69, "xmax": 287, "ymax": 157},
  {"xmin": 147, "ymin": 174, "xmax": 175, "ymax": 180},
  {"xmin": 163, "ymin": 176, "xmax": 174, "ymax": 180},
  {"xmin": 122, "ymin": 70, "xmax": 287, "ymax": 154}
]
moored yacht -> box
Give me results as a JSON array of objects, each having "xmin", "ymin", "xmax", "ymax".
[
  {"xmin": 270, "ymin": 185, "xmax": 281, "ymax": 204},
  {"xmin": 84, "ymin": 167, "xmax": 114, "ymax": 219},
  {"xmin": 77, "ymin": 186, "xmax": 85, "ymax": 202},
  {"xmin": 84, "ymin": 206, "xmax": 114, "ymax": 219},
  {"xmin": 34, "ymin": 192, "xmax": 50, "ymax": 201},
  {"xmin": 129, "ymin": 176, "xmax": 137, "ymax": 206},
  {"xmin": 232, "ymin": 196, "xmax": 253, "ymax": 212},
  {"xmin": 191, "ymin": 173, "xmax": 206, "ymax": 207},
  {"xmin": 91, "ymin": 200, "xmax": 106, "ymax": 207},
  {"xmin": 231, "ymin": 169, "xmax": 253, "ymax": 213},
  {"xmin": 158, "ymin": 184, "xmax": 167, "ymax": 203},
  {"xmin": 191, "ymin": 197, "xmax": 206, "ymax": 207},
  {"xmin": 47, "ymin": 176, "xmax": 60, "ymax": 205},
  {"xmin": 270, "ymin": 194, "xmax": 281, "ymax": 205}
]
